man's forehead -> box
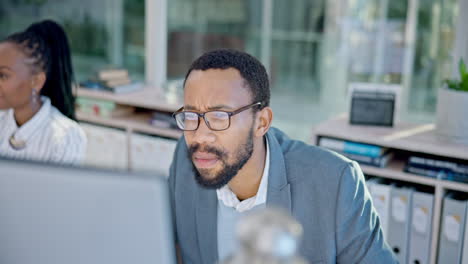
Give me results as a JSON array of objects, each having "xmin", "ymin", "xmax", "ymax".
[
  {"xmin": 183, "ymin": 103, "xmax": 235, "ymax": 111},
  {"xmin": 185, "ymin": 68, "xmax": 245, "ymax": 85},
  {"xmin": 184, "ymin": 68, "xmax": 251, "ymax": 109},
  {"xmin": 183, "ymin": 86, "xmax": 249, "ymax": 110}
]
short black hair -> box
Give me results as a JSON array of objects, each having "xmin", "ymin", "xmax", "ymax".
[
  {"xmin": 4, "ymin": 20, "xmax": 76, "ymax": 120},
  {"xmin": 184, "ymin": 49, "xmax": 270, "ymax": 107}
]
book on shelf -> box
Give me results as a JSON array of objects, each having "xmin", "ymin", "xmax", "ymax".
[
  {"xmin": 102, "ymin": 77, "xmax": 132, "ymax": 88},
  {"xmin": 80, "ymin": 67, "xmax": 145, "ymax": 94},
  {"xmin": 405, "ymin": 166, "xmax": 444, "ymax": 178},
  {"xmin": 106, "ymin": 81, "xmax": 144, "ymax": 94},
  {"xmin": 80, "ymin": 80, "xmax": 144, "ymax": 94},
  {"xmin": 404, "ymin": 165, "xmax": 468, "ymax": 183},
  {"xmin": 408, "ymin": 156, "xmax": 468, "ymax": 173},
  {"xmin": 318, "ymin": 136, "xmax": 387, "ymax": 158},
  {"xmin": 96, "ymin": 69, "xmax": 129, "ymax": 81},
  {"xmin": 337, "ymin": 150, "xmax": 394, "ymax": 168},
  {"xmin": 95, "ymin": 68, "xmax": 131, "ymax": 89},
  {"xmin": 149, "ymin": 112, "xmax": 178, "ymax": 130},
  {"xmin": 405, "ymin": 156, "xmax": 468, "ymax": 183},
  {"xmin": 76, "ymin": 97, "xmax": 134, "ymax": 118}
]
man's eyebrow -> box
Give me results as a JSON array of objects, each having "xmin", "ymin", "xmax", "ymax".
[
  {"xmin": 184, "ymin": 104, "xmax": 235, "ymax": 111},
  {"xmin": 0, "ymin": 66, "xmax": 12, "ymax": 71}
]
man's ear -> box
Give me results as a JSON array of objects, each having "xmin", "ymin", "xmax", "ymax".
[
  {"xmin": 254, "ymin": 106, "xmax": 273, "ymax": 137},
  {"xmin": 31, "ymin": 71, "xmax": 46, "ymax": 93}
]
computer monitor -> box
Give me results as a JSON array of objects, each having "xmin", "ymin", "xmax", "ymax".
[{"xmin": 0, "ymin": 158, "xmax": 176, "ymax": 264}]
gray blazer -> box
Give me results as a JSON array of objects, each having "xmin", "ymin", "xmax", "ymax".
[{"xmin": 169, "ymin": 127, "xmax": 397, "ymax": 264}]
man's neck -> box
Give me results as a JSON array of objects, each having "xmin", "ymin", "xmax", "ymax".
[{"xmin": 228, "ymin": 137, "xmax": 267, "ymax": 201}]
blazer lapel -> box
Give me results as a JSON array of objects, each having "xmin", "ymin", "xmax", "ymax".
[
  {"xmin": 195, "ymin": 185, "xmax": 218, "ymax": 264},
  {"xmin": 265, "ymin": 130, "xmax": 292, "ymax": 215}
]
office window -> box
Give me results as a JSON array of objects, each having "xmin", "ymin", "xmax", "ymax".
[
  {"xmin": 166, "ymin": 0, "xmax": 263, "ymax": 80},
  {"xmin": 166, "ymin": 0, "xmax": 326, "ymax": 140},
  {"xmin": 1, "ymin": 0, "xmax": 460, "ymax": 141},
  {"xmin": 269, "ymin": 0, "xmax": 325, "ymax": 139},
  {"xmin": 0, "ymin": 0, "xmax": 145, "ymax": 82},
  {"xmin": 408, "ymin": 0, "xmax": 457, "ymax": 116},
  {"xmin": 335, "ymin": 0, "xmax": 458, "ymax": 123}
]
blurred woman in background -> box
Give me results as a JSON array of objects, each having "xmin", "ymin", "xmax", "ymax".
[{"xmin": 0, "ymin": 20, "xmax": 86, "ymax": 165}]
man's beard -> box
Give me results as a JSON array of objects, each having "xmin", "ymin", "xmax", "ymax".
[{"xmin": 187, "ymin": 128, "xmax": 254, "ymax": 189}]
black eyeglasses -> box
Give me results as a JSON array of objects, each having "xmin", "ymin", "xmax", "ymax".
[{"xmin": 172, "ymin": 102, "xmax": 263, "ymax": 131}]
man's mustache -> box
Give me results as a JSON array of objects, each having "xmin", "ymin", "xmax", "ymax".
[{"xmin": 188, "ymin": 143, "xmax": 226, "ymax": 160}]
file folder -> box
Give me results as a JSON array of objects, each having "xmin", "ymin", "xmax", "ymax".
[
  {"xmin": 461, "ymin": 204, "xmax": 468, "ymax": 264},
  {"xmin": 130, "ymin": 133, "xmax": 177, "ymax": 176},
  {"xmin": 80, "ymin": 123, "xmax": 128, "ymax": 170},
  {"xmin": 437, "ymin": 194, "xmax": 467, "ymax": 264},
  {"xmin": 387, "ymin": 186, "xmax": 413, "ymax": 264},
  {"xmin": 365, "ymin": 177, "xmax": 378, "ymax": 192},
  {"xmin": 408, "ymin": 191, "xmax": 434, "ymax": 264},
  {"xmin": 368, "ymin": 180, "xmax": 392, "ymax": 237}
]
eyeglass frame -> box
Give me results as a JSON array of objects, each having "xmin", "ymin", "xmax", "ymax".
[{"xmin": 172, "ymin": 102, "xmax": 263, "ymax": 131}]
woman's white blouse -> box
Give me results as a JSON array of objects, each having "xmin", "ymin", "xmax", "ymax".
[{"xmin": 0, "ymin": 96, "xmax": 87, "ymax": 165}]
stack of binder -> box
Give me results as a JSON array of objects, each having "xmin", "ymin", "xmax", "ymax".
[
  {"xmin": 438, "ymin": 193, "xmax": 468, "ymax": 264},
  {"xmin": 408, "ymin": 191, "xmax": 434, "ymax": 264},
  {"xmin": 80, "ymin": 68, "xmax": 144, "ymax": 94},
  {"xmin": 366, "ymin": 178, "xmax": 391, "ymax": 237},
  {"xmin": 365, "ymin": 179, "xmax": 434, "ymax": 264},
  {"xmin": 387, "ymin": 186, "xmax": 413, "ymax": 264},
  {"xmin": 463, "ymin": 203, "xmax": 468, "ymax": 264},
  {"xmin": 405, "ymin": 155, "xmax": 468, "ymax": 183},
  {"xmin": 318, "ymin": 137, "xmax": 393, "ymax": 168}
]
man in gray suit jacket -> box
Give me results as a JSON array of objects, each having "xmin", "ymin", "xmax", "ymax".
[{"xmin": 169, "ymin": 49, "xmax": 397, "ymax": 264}]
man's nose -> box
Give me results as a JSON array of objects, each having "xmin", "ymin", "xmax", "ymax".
[{"xmin": 191, "ymin": 117, "xmax": 216, "ymax": 145}]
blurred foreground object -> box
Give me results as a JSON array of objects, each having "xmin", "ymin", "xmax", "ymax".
[{"xmin": 221, "ymin": 208, "xmax": 308, "ymax": 264}]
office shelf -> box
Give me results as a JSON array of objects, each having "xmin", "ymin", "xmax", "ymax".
[
  {"xmin": 75, "ymin": 87, "xmax": 183, "ymax": 139},
  {"xmin": 76, "ymin": 87, "xmax": 182, "ymax": 113},
  {"xmin": 313, "ymin": 115, "xmax": 468, "ymax": 264},
  {"xmin": 76, "ymin": 112, "xmax": 182, "ymax": 140},
  {"xmin": 75, "ymin": 88, "xmax": 183, "ymax": 171}
]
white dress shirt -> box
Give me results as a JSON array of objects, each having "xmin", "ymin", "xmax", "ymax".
[
  {"xmin": 216, "ymin": 138, "xmax": 270, "ymax": 213},
  {"xmin": 0, "ymin": 96, "xmax": 87, "ymax": 165}
]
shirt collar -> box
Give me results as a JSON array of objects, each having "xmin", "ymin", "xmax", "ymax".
[
  {"xmin": 254, "ymin": 136, "xmax": 270, "ymax": 206},
  {"xmin": 9, "ymin": 96, "xmax": 51, "ymax": 141},
  {"xmin": 216, "ymin": 135, "xmax": 270, "ymax": 212}
]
